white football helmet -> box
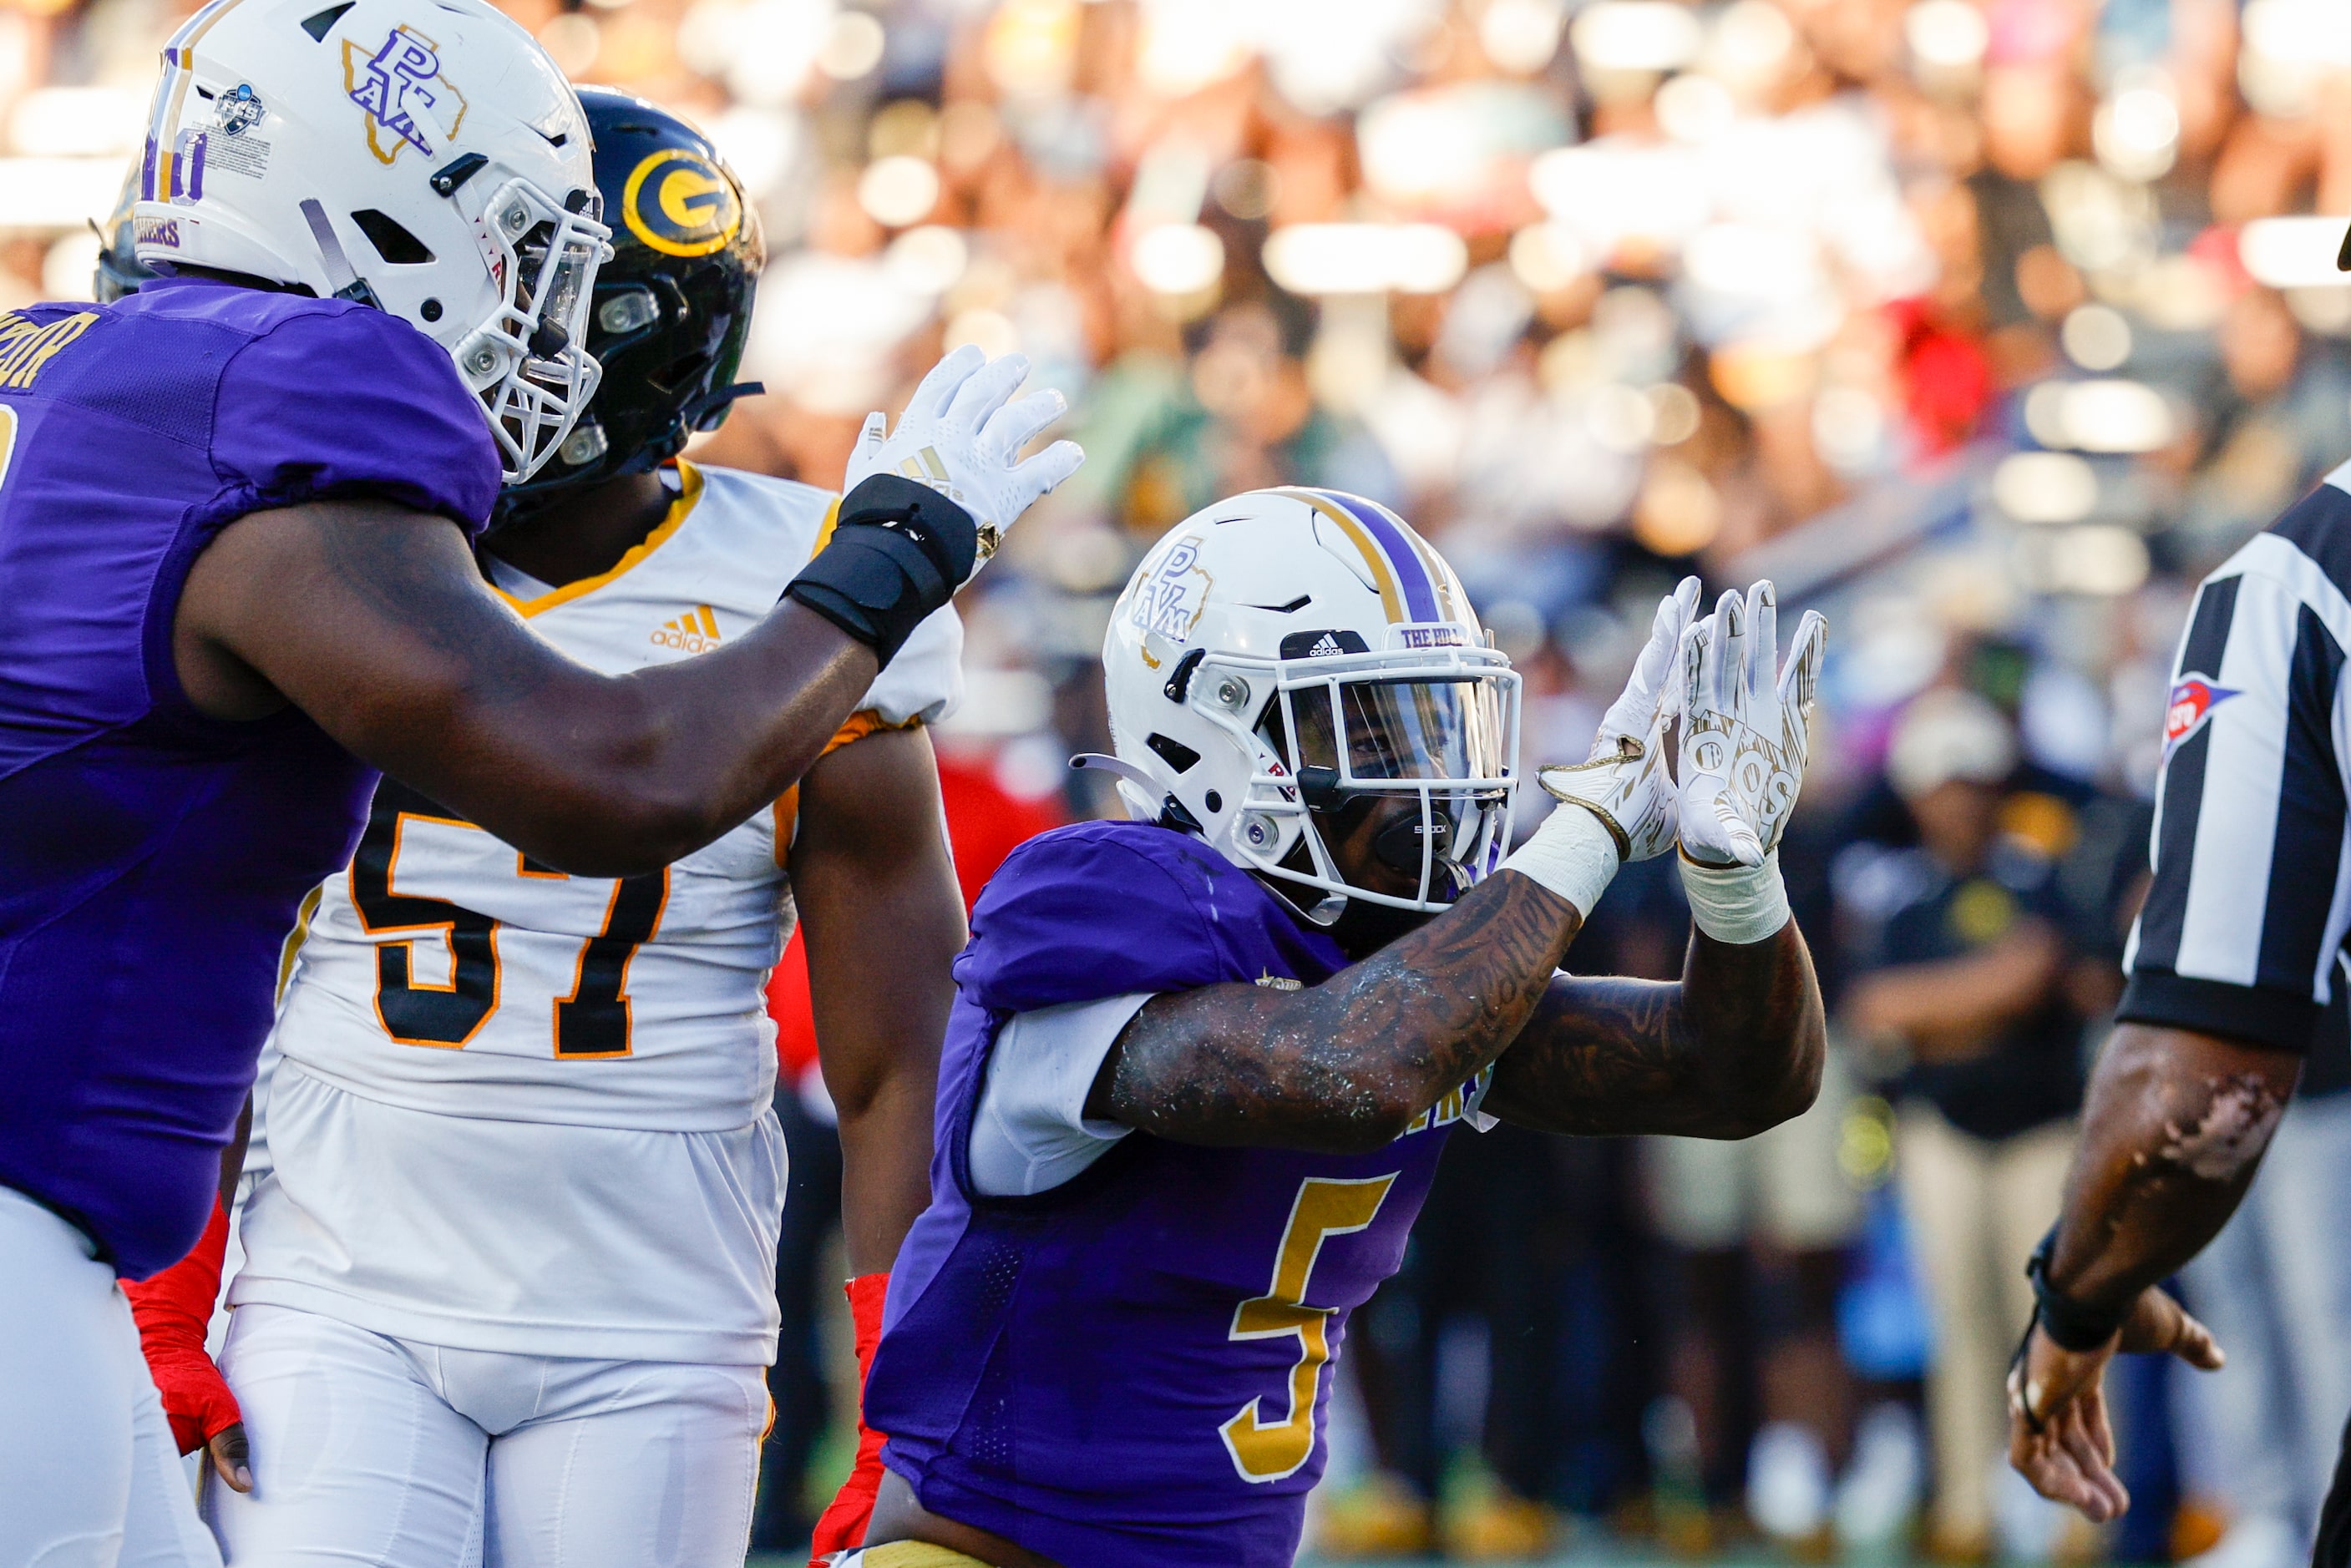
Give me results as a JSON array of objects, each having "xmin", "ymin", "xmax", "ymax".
[
  {"xmin": 1098, "ymin": 488, "xmax": 1520, "ymax": 918},
  {"xmin": 133, "ymin": 0, "xmax": 611, "ymax": 481}
]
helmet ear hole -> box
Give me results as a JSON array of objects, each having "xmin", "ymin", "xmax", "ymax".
[
  {"xmin": 651, "ymin": 351, "xmax": 714, "ymax": 396},
  {"xmin": 1145, "ymin": 733, "xmax": 1201, "ymax": 774},
  {"xmin": 349, "ymin": 209, "xmax": 433, "ymax": 266}
]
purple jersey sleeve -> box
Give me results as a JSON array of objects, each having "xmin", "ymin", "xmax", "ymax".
[
  {"xmin": 207, "ymin": 304, "xmax": 499, "ymax": 534},
  {"xmin": 953, "ymin": 825, "xmax": 1271, "ymax": 1014}
]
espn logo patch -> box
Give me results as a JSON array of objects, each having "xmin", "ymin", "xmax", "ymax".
[{"xmin": 2163, "ymin": 675, "xmax": 2237, "ymax": 755}]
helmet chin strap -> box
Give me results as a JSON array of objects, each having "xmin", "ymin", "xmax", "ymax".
[
  {"xmin": 1068, "ymin": 752, "xmax": 1159, "ymax": 794},
  {"xmin": 297, "ymin": 199, "xmax": 380, "ymax": 308},
  {"xmin": 1069, "ymin": 753, "xmax": 1203, "ymax": 831}
]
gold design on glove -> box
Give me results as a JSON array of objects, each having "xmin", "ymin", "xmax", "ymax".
[{"xmin": 1538, "ymin": 734, "xmax": 1657, "ymax": 863}]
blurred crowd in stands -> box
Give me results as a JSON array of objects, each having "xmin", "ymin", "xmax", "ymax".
[{"xmin": 11, "ymin": 0, "xmax": 2351, "ymax": 1555}]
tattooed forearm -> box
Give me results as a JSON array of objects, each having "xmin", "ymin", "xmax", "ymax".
[
  {"xmin": 1092, "ymin": 870, "xmax": 1583, "ymax": 1153},
  {"xmin": 1479, "ymin": 918, "xmax": 1825, "ymax": 1138},
  {"xmin": 2044, "ymin": 1024, "xmax": 2300, "ymax": 1315}
]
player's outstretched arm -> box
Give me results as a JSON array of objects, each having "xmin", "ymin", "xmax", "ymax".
[
  {"xmin": 178, "ymin": 350, "xmax": 1078, "ymax": 878},
  {"xmin": 177, "ymin": 498, "xmax": 876, "ymax": 877},
  {"xmin": 1087, "ymin": 864, "xmax": 1590, "ymax": 1155},
  {"xmin": 790, "ymin": 723, "xmax": 962, "ymax": 1275},
  {"xmin": 1477, "ymin": 919, "xmax": 1825, "ymax": 1137}
]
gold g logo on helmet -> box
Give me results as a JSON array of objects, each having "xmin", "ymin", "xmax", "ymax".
[{"xmin": 621, "ymin": 149, "xmax": 742, "ymax": 258}]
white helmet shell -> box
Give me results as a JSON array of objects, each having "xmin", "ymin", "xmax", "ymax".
[
  {"xmin": 1102, "ymin": 487, "xmax": 1520, "ymax": 918},
  {"xmin": 133, "ymin": 0, "xmax": 611, "ymax": 481}
]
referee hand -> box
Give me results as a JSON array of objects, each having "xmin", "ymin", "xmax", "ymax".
[{"xmin": 2007, "ymin": 1288, "xmax": 2222, "ymax": 1521}]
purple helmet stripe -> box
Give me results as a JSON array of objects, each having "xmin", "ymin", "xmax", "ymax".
[{"xmin": 1316, "ymin": 490, "xmax": 1440, "ymax": 623}]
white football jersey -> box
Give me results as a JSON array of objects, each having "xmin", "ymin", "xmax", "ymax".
[{"xmin": 229, "ymin": 463, "xmax": 961, "ymax": 1364}]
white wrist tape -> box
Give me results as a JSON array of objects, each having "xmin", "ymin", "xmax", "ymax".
[
  {"xmin": 1679, "ymin": 850, "xmax": 1791, "ymax": 944},
  {"xmin": 1501, "ymin": 800, "xmax": 1619, "ymax": 919}
]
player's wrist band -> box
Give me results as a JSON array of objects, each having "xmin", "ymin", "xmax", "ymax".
[
  {"xmin": 1677, "ymin": 850, "xmax": 1790, "ymax": 944},
  {"xmin": 1500, "ymin": 799, "xmax": 1619, "ymax": 920},
  {"xmin": 784, "ymin": 474, "xmax": 979, "ymax": 665},
  {"xmin": 2025, "ymin": 1227, "xmax": 2131, "ymax": 1351}
]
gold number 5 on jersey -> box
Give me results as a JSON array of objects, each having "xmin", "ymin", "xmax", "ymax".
[{"xmin": 1219, "ymin": 1174, "xmax": 1396, "ymax": 1484}]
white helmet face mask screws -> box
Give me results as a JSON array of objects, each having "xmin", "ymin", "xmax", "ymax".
[
  {"xmin": 134, "ymin": 0, "xmax": 614, "ymax": 480},
  {"xmin": 1097, "ymin": 488, "xmax": 1521, "ymax": 919}
]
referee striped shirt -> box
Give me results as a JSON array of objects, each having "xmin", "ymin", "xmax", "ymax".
[{"xmin": 2122, "ymin": 463, "xmax": 2351, "ymax": 1053}]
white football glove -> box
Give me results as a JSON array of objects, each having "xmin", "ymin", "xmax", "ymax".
[
  {"xmin": 1535, "ymin": 575, "xmax": 1702, "ymax": 861},
  {"xmin": 844, "ymin": 346, "xmax": 1084, "ymax": 581},
  {"xmin": 1676, "ymin": 581, "xmax": 1826, "ymax": 868}
]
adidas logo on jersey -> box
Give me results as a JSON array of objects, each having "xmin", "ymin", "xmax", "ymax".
[{"xmin": 651, "ymin": 605, "xmax": 722, "ymax": 654}]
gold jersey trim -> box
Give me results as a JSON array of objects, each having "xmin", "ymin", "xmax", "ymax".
[{"xmin": 493, "ymin": 460, "xmax": 708, "ymax": 618}]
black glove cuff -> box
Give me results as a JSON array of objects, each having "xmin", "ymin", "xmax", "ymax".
[
  {"xmin": 2025, "ymin": 1227, "xmax": 2131, "ymax": 1351},
  {"xmin": 840, "ymin": 473, "xmax": 979, "ymax": 585},
  {"xmin": 784, "ymin": 475, "xmax": 977, "ymax": 665}
]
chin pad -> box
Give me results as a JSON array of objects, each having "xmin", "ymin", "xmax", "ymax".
[{"xmin": 1371, "ymin": 805, "xmax": 1452, "ymax": 876}]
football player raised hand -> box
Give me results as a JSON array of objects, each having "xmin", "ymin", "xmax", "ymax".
[
  {"xmin": 788, "ymin": 346, "xmax": 1082, "ymax": 668},
  {"xmin": 1535, "ymin": 574, "xmax": 1703, "ymax": 862},
  {"xmin": 845, "ymin": 345, "xmax": 1083, "ymax": 574},
  {"xmin": 1675, "ymin": 581, "xmax": 1825, "ymax": 869}
]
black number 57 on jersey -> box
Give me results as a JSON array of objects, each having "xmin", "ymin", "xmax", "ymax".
[{"xmin": 348, "ymin": 780, "xmax": 671, "ymax": 1056}]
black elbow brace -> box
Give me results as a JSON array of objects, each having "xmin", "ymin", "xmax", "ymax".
[{"xmin": 783, "ymin": 474, "xmax": 979, "ymax": 665}]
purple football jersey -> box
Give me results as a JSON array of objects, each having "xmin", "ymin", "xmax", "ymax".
[
  {"xmin": 0, "ymin": 276, "xmax": 498, "ymax": 1277},
  {"xmin": 865, "ymin": 820, "xmax": 1486, "ymax": 1568}
]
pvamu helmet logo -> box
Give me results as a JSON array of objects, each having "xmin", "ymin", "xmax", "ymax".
[
  {"xmin": 621, "ymin": 149, "xmax": 743, "ymax": 258},
  {"xmin": 344, "ymin": 25, "xmax": 466, "ymax": 165}
]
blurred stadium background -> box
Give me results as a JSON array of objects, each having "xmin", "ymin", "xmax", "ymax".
[{"xmin": 32, "ymin": 0, "xmax": 2351, "ymax": 1559}]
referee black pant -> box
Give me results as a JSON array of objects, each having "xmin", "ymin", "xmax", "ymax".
[{"xmin": 2321, "ymin": 1414, "xmax": 2351, "ymax": 1567}]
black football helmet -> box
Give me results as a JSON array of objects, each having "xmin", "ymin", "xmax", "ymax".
[{"xmin": 499, "ymin": 87, "xmax": 765, "ymax": 512}]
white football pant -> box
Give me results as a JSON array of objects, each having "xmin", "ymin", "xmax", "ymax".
[
  {"xmin": 205, "ymin": 1303, "xmax": 766, "ymax": 1568},
  {"xmin": 0, "ymin": 1186, "xmax": 221, "ymax": 1568}
]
